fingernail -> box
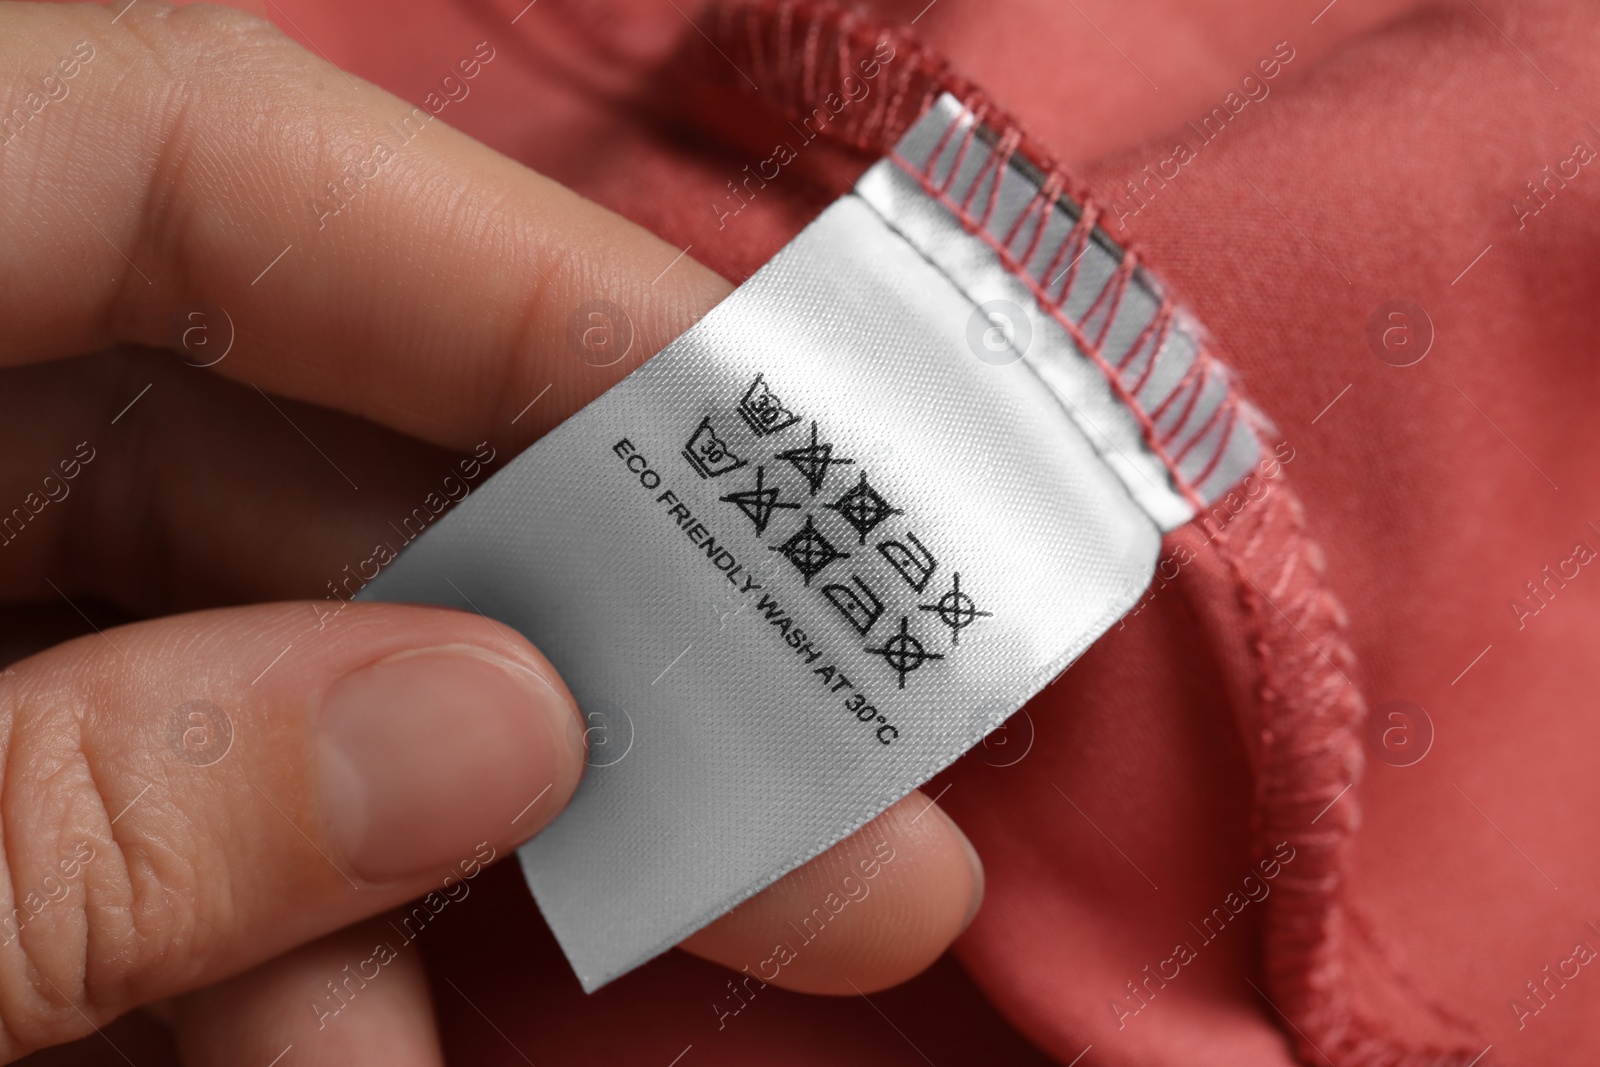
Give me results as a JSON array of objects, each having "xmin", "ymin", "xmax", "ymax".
[{"xmin": 316, "ymin": 645, "xmax": 580, "ymax": 883}]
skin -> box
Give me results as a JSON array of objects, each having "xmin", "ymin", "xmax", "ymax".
[{"xmin": 0, "ymin": 2, "xmax": 982, "ymax": 1063}]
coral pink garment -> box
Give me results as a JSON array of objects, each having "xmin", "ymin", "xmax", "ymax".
[{"xmin": 72, "ymin": 1, "xmax": 1600, "ymax": 1064}]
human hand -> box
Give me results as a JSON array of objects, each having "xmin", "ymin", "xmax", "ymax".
[{"xmin": 0, "ymin": 3, "xmax": 982, "ymax": 1062}]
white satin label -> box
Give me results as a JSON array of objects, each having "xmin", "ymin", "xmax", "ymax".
[{"xmin": 356, "ymin": 96, "xmax": 1253, "ymax": 991}]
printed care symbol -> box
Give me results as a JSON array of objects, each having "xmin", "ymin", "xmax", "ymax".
[
  {"xmin": 775, "ymin": 420, "xmax": 854, "ymax": 495},
  {"xmin": 682, "ymin": 415, "xmax": 748, "ymax": 478},
  {"xmin": 864, "ymin": 616, "xmax": 945, "ymax": 689},
  {"xmin": 879, "ymin": 530, "xmax": 938, "ymax": 592},
  {"xmin": 823, "ymin": 574, "xmax": 885, "ymax": 635},
  {"xmin": 918, "ymin": 572, "xmax": 990, "ymax": 646},
  {"xmin": 737, "ymin": 373, "xmax": 802, "ymax": 437},
  {"xmin": 825, "ymin": 471, "xmax": 902, "ymax": 544},
  {"xmin": 719, "ymin": 465, "xmax": 799, "ymax": 535},
  {"xmin": 771, "ymin": 514, "xmax": 848, "ymax": 585}
]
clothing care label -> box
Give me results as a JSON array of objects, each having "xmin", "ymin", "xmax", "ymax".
[{"xmin": 363, "ymin": 95, "xmax": 1265, "ymax": 990}]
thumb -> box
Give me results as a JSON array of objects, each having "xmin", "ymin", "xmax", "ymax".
[{"xmin": 0, "ymin": 601, "xmax": 582, "ymax": 1060}]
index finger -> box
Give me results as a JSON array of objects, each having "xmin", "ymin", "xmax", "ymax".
[{"xmin": 0, "ymin": 1, "xmax": 731, "ymax": 449}]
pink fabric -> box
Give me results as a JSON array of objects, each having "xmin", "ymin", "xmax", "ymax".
[{"xmin": 62, "ymin": 1, "xmax": 1595, "ymax": 1064}]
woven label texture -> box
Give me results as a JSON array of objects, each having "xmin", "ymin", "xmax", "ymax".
[{"xmin": 357, "ymin": 96, "xmax": 1261, "ymax": 990}]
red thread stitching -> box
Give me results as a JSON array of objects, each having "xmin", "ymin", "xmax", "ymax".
[
  {"xmin": 889, "ymin": 149, "xmax": 1208, "ymax": 513},
  {"xmin": 1126, "ymin": 314, "xmax": 1174, "ymax": 397},
  {"xmin": 696, "ymin": 5, "xmax": 1485, "ymax": 1061}
]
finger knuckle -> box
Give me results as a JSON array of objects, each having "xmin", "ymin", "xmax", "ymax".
[
  {"xmin": 0, "ymin": 673, "xmax": 202, "ymax": 1056},
  {"xmin": 91, "ymin": 3, "xmax": 311, "ymax": 341},
  {"xmin": 113, "ymin": 1, "xmax": 372, "ymax": 326}
]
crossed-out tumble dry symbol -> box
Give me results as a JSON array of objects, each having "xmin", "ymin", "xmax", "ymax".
[{"xmin": 770, "ymin": 514, "xmax": 849, "ymax": 585}]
